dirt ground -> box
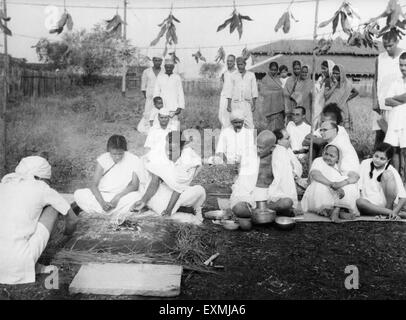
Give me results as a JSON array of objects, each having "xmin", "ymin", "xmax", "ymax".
[{"xmin": 1, "ymin": 205, "xmax": 406, "ymax": 300}]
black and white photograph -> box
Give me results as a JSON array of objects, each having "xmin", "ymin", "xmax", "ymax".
[{"xmin": 0, "ymin": 0, "xmax": 406, "ymax": 307}]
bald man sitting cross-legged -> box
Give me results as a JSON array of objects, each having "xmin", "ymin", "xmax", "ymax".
[{"xmin": 230, "ymin": 130, "xmax": 295, "ymax": 217}]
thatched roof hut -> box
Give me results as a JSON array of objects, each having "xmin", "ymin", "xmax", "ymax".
[{"xmin": 250, "ymin": 37, "xmax": 385, "ymax": 79}]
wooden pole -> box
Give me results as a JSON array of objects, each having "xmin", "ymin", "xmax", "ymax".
[
  {"xmin": 121, "ymin": 0, "xmax": 127, "ymax": 96},
  {"xmin": 309, "ymin": 0, "xmax": 320, "ymax": 170},
  {"xmin": 0, "ymin": 0, "xmax": 9, "ymax": 177}
]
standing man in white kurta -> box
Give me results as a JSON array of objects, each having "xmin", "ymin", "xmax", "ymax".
[
  {"xmin": 225, "ymin": 56, "xmax": 258, "ymax": 129},
  {"xmin": 219, "ymin": 55, "xmax": 237, "ymax": 128},
  {"xmin": 137, "ymin": 56, "xmax": 163, "ymax": 134},
  {"xmin": 373, "ymin": 31, "xmax": 404, "ymax": 148},
  {"xmin": 153, "ymin": 57, "xmax": 185, "ymax": 131}
]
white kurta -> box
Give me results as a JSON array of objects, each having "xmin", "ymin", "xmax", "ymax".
[
  {"xmin": 215, "ymin": 126, "xmax": 257, "ymax": 164},
  {"xmin": 373, "ymin": 49, "xmax": 404, "ymax": 131},
  {"xmin": 138, "ymin": 67, "xmax": 164, "ymax": 133},
  {"xmin": 144, "ymin": 126, "xmax": 171, "ymax": 154},
  {"xmin": 74, "ymin": 151, "xmax": 145, "ymax": 223},
  {"xmin": 286, "ymin": 121, "xmax": 311, "ymax": 153},
  {"xmin": 384, "ymin": 78, "xmax": 406, "ymax": 147},
  {"xmin": 0, "ymin": 180, "xmax": 70, "ymax": 284},
  {"xmin": 359, "ymin": 158, "xmax": 406, "ymax": 207},
  {"xmin": 153, "ymin": 73, "xmax": 185, "ymax": 131},
  {"xmin": 224, "ymin": 71, "xmax": 258, "ymax": 129},
  {"xmin": 268, "ymin": 145, "xmax": 302, "ymax": 208},
  {"xmin": 219, "ymin": 68, "xmax": 237, "ymax": 128}
]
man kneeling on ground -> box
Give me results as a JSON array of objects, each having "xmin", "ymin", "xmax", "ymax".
[{"xmin": 0, "ymin": 156, "xmax": 78, "ymax": 284}]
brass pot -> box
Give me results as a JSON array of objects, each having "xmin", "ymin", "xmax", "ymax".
[{"xmin": 252, "ymin": 206, "xmax": 276, "ymax": 225}]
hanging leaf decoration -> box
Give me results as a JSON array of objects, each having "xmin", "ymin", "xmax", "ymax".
[
  {"xmin": 217, "ymin": 7, "xmax": 252, "ymax": 39},
  {"xmin": 274, "ymin": 11, "xmax": 298, "ymax": 34},
  {"xmin": 369, "ymin": 0, "xmax": 406, "ymax": 38},
  {"xmin": 169, "ymin": 51, "xmax": 180, "ymax": 64},
  {"xmin": 151, "ymin": 11, "xmax": 180, "ymax": 46},
  {"xmin": 0, "ymin": 9, "xmax": 11, "ymax": 36},
  {"xmin": 50, "ymin": 10, "xmax": 74, "ymax": 34},
  {"xmin": 313, "ymin": 38, "xmax": 333, "ymax": 55},
  {"xmin": 192, "ymin": 50, "xmax": 206, "ymax": 63},
  {"xmin": 106, "ymin": 14, "xmax": 124, "ymax": 35},
  {"xmin": 347, "ymin": 22, "xmax": 379, "ymax": 49},
  {"xmin": 318, "ymin": 1, "xmax": 359, "ymax": 35},
  {"xmin": 215, "ymin": 47, "xmax": 226, "ymax": 64},
  {"xmin": 241, "ymin": 47, "xmax": 251, "ymax": 61}
]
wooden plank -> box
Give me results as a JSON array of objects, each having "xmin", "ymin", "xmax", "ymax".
[{"xmin": 69, "ymin": 263, "xmax": 183, "ymax": 297}]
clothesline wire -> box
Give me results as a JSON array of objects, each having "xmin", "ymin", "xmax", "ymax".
[{"xmin": 7, "ymin": 0, "xmax": 324, "ymax": 10}]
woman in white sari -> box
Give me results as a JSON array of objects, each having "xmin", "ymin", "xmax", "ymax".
[
  {"xmin": 73, "ymin": 135, "xmax": 145, "ymax": 223},
  {"xmin": 301, "ymin": 145, "xmax": 358, "ymax": 222}
]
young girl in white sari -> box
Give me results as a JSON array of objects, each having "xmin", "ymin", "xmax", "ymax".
[
  {"xmin": 301, "ymin": 145, "xmax": 358, "ymax": 222},
  {"xmin": 73, "ymin": 135, "xmax": 145, "ymax": 223},
  {"xmin": 357, "ymin": 143, "xmax": 406, "ymax": 219}
]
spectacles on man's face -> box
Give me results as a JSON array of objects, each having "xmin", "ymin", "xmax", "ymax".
[{"xmin": 319, "ymin": 128, "xmax": 333, "ymax": 132}]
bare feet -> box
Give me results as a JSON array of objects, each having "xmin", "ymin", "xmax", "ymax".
[
  {"xmin": 318, "ymin": 208, "xmax": 331, "ymax": 217},
  {"xmin": 330, "ymin": 208, "xmax": 341, "ymax": 223}
]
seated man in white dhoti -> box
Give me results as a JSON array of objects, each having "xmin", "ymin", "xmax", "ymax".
[
  {"xmin": 130, "ymin": 131, "xmax": 206, "ymax": 222},
  {"xmin": 0, "ymin": 156, "xmax": 78, "ymax": 284},
  {"xmin": 301, "ymin": 145, "xmax": 358, "ymax": 222},
  {"xmin": 73, "ymin": 135, "xmax": 145, "ymax": 223},
  {"xmin": 286, "ymin": 106, "xmax": 311, "ymax": 159},
  {"xmin": 357, "ymin": 143, "xmax": 406, "ymax": 219},
  {"xmin": 210, "ymin": 109, "xmax": 256, "ymax": 165},
  {"xmin": 267, "ymin": 129, "xmax": 303, "ymax": 216},
  {"xmin": 230, "ymin": 130, "xmax": 277, "ymax": 215},
  {"xmin": 144, "ymin": 108, "xmax": 173, "ymax": 154}
]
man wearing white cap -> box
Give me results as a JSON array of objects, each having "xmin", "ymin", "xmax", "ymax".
[
  {"xmin": 213, "ymin": 109, "xmax": 256, "ymax": 165},
  {"xmin": 153, "ymin": 57, "xmax": 185, "ymax": 131},
  {"xmin": 224, "ymin": 56, "xmax": 258, "ymax": 129},
  {"xmin": 137, "ymin": 56, "xmax": 164, "ymax": 134},
  {"xmin": 0, "ymin": 156, "xmax": 79, "ymax": 284},
  {"xmin": 144, "ymin": 108, "xmax": 173, "ymax": 155}
]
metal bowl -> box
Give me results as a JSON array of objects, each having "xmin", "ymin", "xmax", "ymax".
[
  {"xmin": 221, "ymin": 219, "xmax": 240, "ymax": 231},
  {"xmin": 275, "ymin": 216, "xmax": 296, "ymax": 230},
  {"xmin": 204, "ymin": 210, "xmax": 230, "ymax": 220},
  {"xmin": 238, "ymin": 218, "xmax": 252, "ymax": 231},
  {"xmin": 252, "ymin": 208, "xmax": 276, "ymax": 225}
]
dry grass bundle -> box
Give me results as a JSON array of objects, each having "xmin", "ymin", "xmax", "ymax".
[{"xmin": 173, "ymin": 224, "xmax": 218, "ymax": 266}]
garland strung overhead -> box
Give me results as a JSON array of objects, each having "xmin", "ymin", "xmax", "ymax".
[
  {"xmin": 217, "ymin": 1, "xmax": 252, "ymax": 39},
  {"xmin": 215, "ymin": 47, "xmax": 226, "ymax": 64},
  {"xmin": 169, "ymin": 50, "xmax": 180, "ymax": 64},
  {"xmin": 368, "ymin": 0, "xmax": 406, "ymax": 39},
  {"xmin": 274, "ymin": 1, "xmax": 298, "ymax": 34},
  {"xmin": 192, "ymin": 49, "xmax": 206, "ymax": 63},
  {"xmin": 49, "ymin": 9, "xmax": 74, "ymax": 34},
  {"xmin": 105, "ymin": 13, "xmax": 124, "ymax": 35},
  {"xmin": 318, "ymin": 1, "xmax": 359, "ymax": 36},
  {"xmin": 0, "ymin": 8, "xmax": 11, "ymax": 36},
  {"xmin": 150, "ymin": 8, "xmax": 180, "ymax": 47}
]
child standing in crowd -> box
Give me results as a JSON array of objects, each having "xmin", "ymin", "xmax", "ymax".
[
  {"xmin": 279, "ymin": 65, "xmax": 289, "ymax": 88},
  {"xmin": 357, "ymin": 143, "xmax": 406, "ymax": 219},
  {"xmin": 383, "ymin": 52, "xmax": 406, "ymax": 182},
  {"xmin": 149, "ymin": 96, "xmax": 164, "ymax": 128}
]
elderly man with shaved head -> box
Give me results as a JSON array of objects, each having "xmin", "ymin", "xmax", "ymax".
[{"xmin": 230, "ymin": 130, "xmax": 293, "ymax": 216}]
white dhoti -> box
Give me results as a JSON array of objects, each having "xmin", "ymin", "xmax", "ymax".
[
  {"xmin": 147, "ymin": 183, "xmax": 206, "ymax": 216},
  {"xmin": 231, "ymin": 100, "xmax": 254, "ymax": 129},
  {"xmin": 74, "ymin": 188, "xmax": 143, "ymax": 223},
  {"xmin": 219, "ymin": 95, "xmax": 231, "ymax": 128}
]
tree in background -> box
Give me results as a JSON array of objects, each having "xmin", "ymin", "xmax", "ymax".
[
  {"xmin": 33, "ymin": 23, "xmax": 145, "ymax": 82},
  {"xmin": 199, "ymin": 62, "xmax": 223, "ymax": 79}
]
